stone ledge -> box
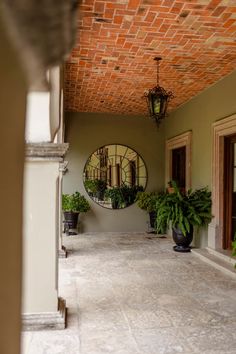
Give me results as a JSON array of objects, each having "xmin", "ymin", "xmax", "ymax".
[
  {"xmin": 25, "ymin": 143, "xmax": 69, "ymax": 159},
  {"xmin": 192, "ymin": 248, "xmax": 236, "ymax": 279},
  {"xmin": 22, "ymin": 297, "xmax": 67, "ymax": 331}
]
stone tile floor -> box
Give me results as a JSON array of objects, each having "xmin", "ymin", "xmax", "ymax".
[{"xmin": 22, "ymin": 232, "xmax": 236, "ymax": 354}]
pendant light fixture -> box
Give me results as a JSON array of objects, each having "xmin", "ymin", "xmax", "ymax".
[{"xmin": 145, "ymin": 57, "xmax": 173, "ymax": 126}]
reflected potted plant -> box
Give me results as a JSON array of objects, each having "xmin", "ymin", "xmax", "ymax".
[
  {"xmin": 120, "ymin": 184, "xmax": 144, "ymax": 207},
  {"xmin": 84, "ymin": 179, "xmax": 97, "ymax": 197},
  {"xmin": 104, "ymin": 187, "xmax": 124, "ymax": 209},
  {"xmin": 95, "ymin": 179, "xmax": 107, "ymax": 200},
  {"xmin": 84, "ymin": 179, "xmax": 107, "ymax": 200},
  {"xmin": 155, "ymin": 181, "xmax": 212, "ymax": 252},
  {"xmin": 62, "ymin": 191, "xmax": 90, "ymax": 233}
]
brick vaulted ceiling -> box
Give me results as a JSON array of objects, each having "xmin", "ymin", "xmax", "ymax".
[{"xmin": 64, "ymin": 0, "xmax": 236, "ymax": 115}]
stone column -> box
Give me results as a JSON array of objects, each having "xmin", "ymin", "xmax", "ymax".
[
  {"xmin": 58, "ymin": 161, "xmax": 68, "ymax": 258},
  {"xmin": 22, "ymin": 143, "xmax": 68, "ymax": 330},
  {"xmin": 0, "ymin": 16, "xmax": 27, "ymax": 354}
]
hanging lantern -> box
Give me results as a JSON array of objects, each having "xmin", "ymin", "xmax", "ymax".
[{"xmin": 145, "ymin": 57, "xmax": 173, "ymax": 126}]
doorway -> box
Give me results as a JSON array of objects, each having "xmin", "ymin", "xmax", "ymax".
[
  {"xmin": 172, "ymin": 146, "xmax": 186, "ymax": 189},
  {"xmin": 166, "ymin": 131, "xmax": 192, "ymax": 191},
  {"xmin": 224, "ymin": 134, "xmax": 236, "ymax": 249}
]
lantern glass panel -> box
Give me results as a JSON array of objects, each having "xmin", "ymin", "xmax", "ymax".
[{"xmin": 153, "ymin": 96, "xmax": 161, "ymax": 114}]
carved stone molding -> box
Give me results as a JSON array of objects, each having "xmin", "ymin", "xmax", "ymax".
[
  {"xmin": 59, "ymin": 161, "xmax": 68, "ymax": 174},
  {"xmin": 209, "ymin": 114, "xmax": 236, "ymax": 250},
  {"xmin": 22, "ymin": 297, "xmax": 66, "ymax": 331},
  {"xmin": 25, "ymin": 143, "xmax": 69, "ymax": 160},
  {"xmin": 165, "ymin": 131, "xmax": 192, "ymax": 190}
]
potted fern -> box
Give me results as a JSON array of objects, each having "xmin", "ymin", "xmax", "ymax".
[
  {"xmin": 156, "ymin": 182, "xmax": 212, "ymax": 252},
  {"xmin": 62, "ymin": 191, "xmax": 90, "ymax": 233}
]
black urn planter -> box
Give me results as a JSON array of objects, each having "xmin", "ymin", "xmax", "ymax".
[
  {"xmin": 63, "ymin": 212, "xmax": 79, "ymax": 234},
  {"xmin": 172, "ymin": 225, "xmax": 193, "ymax": 252},
  {"xmin": 149, "ymin": 211, "xmax": 156, "ymax": 229}
]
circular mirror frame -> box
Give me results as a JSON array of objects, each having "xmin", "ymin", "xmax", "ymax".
[{"xmin": 83, "ymin": 144, "xmax": 148, "ymax": 209}]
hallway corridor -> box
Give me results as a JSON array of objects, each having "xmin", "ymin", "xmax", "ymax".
[{"xmin": 22, "ymin": 233, "xmax": 236, "ymax": 354}]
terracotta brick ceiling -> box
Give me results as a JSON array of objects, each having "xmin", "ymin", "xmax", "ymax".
[{"xmin": 65, "ymin": 0, "xmax": 236, "ymax": 115}]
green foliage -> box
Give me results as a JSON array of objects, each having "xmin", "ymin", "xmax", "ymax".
[
  {"xmin": 104, "ymin": 187, "xmax": 124, "ymax": 208},
  {"xmin": 135, "ymin": 191, "xmax": 159, "ymax": 212},
  {"xmin": 232, "ymin": 233, "xmax": 236, "ymax": 269},
  {"xmin": 154, "ymin": 192, "xmax": 169, "ymax": 233},
  {"xmin": 84, "ymin": 179, "xmax": 107, "ymax": 196},
  {"xmin": 232, "ymin": 234, "xmax": 236, "ymax": 257},
  {"xmin": 120, "ymin": 184, "xmax": 144, "ymax": 207},
  {"xmin": 62, "ymin": 191, "xmax": 90, "ymax": 213},
  {"xmin": 155, "ymin": 181, "xmax": 212, "ymax": 236},
  {"xmin": 105, "ymin": 184, "xmax": 144, "ymax": 208}
]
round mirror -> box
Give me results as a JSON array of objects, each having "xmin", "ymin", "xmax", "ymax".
[{"xmin": 83, "ymin": 144, "xmax": 147, "ymax": 209}]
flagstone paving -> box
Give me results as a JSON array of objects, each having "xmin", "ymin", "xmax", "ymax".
[{"xmin": 22, "ymin": 232, "xmax": 236, "ymax": 354}]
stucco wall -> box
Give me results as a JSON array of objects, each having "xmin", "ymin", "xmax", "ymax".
[
  {"xmin": 165, "ymin": 69, "xmax": 236, "ymax": 189},
  {"xmin": 64, "ymin": 112, "xmax": 165, "ymax": 232},
  {"xmin": 165, "ymin": 69, "xmax": 236, "ymax": 247}
]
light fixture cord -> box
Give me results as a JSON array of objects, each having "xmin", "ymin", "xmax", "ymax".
[
  {"xmin": 154, "ymin": 57, "xmax": 161, "ymax": 86},
  {"xmin": 156, "ymin": 59, "xmax": 159, "ymax": 86}
]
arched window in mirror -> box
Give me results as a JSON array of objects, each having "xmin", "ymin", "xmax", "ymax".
[{"xmin": 83, "ymin": 144, "xmax": 147, "ymax": 209}]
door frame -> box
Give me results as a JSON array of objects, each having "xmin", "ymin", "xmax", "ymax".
[
  {"xmin": 165, "ymin": 131, "xmax": 192, "ymax": 190},
  {"xmin": 223, "ymin": 134, "xmax": 236, "ymax": 249},
  {"xmin": 209, "ymin": 114, "xmax": 236, "ymax": 249}
]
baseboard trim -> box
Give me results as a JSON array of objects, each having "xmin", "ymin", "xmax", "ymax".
[{"xmin": 22, "ymin": 297, "xmax": 67, "ymax": 331}]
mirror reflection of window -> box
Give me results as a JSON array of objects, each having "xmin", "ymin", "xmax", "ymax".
[
  {"xmin": 83, "ymin": 144, "xmax": 147, "ymax": 209},
  {"xmin": 129, "ymin": 161, "xmax": 136, "ymax": 186}
]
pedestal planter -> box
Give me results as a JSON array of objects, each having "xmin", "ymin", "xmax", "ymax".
[
  {"xmin": 172, "ymin": 226, "xmax": 193, "ymax": 252},
  {"xmin": 149, "ymin": 211, "xmax": 156, "ymax": 228},
  {"xmin": 63, "ymin": 211, "xmax": 79, "ymax": 235},
  {"xmin": 62, "ymin": 191, "xmax": 90, "ymax": 235}
]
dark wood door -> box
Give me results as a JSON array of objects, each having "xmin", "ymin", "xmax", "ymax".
[
  {"xmin": 172, "ymin": 146, "xmax": 186, "ymax": 189},
  {"xmin": 224, "ymin": 135, "xmax": 236, "ymax": 249}
]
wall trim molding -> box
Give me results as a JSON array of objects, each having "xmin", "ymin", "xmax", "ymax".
[
  {"xmin": 25, "ymin": 143, "xmax": 69, "ymax": 159},
  {"xmin": 209, "ymin": 114, "xmax": 236, "ymax": 250},
  {"xmin": 165, "ymin": 131, "xmax": 192, "ymax": 190},
  {"xmin": 22, "ymin": 297, "xmax": 66, "ymax": 331}
]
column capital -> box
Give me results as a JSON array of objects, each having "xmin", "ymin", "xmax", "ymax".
[{"xmin": 25, "ymin": 143, "xmax": 69, "ymax": 161}]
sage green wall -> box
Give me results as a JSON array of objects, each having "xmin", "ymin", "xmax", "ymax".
[
  {"xmin": 165, "ymin": 70, "xmax": 236, "ymax": 247},
  {"xmin": 64, "ymin": 112, "xmax": 165, "ymax": 232},
  {"xmin": 165, "ymin": 70, "xmax": 236, "ymax": 189}
]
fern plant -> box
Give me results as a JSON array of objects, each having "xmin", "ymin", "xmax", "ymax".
[{"xmin": 155, "ymin": 181, "xmax": 212, "ymax": 236}]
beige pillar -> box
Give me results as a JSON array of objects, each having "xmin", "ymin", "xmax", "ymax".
[
  {"xmin": 58, "ymin": 161, "xmax": 68, "ymax": 258},
  {"xmin": 0, "ymin": 17, "xmax": 27, "ymax": 354},
  {"xmin": 22, "ymin": 143, "xmax": 68, "ymax": 330}
]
